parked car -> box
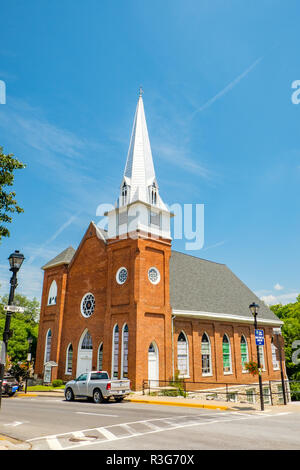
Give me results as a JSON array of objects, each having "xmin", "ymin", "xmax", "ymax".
[
  {"xmin": 1, "ymin": 375, "xmax": 19, "ymax": 396},
  {"xmin": 64, "ymin": 371, "xmax": 131, "ymax": 403}
]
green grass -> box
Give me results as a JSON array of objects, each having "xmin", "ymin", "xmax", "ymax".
[{"xmin": 26, "ymin": 385, "xmax": 65, "ymax": 392}]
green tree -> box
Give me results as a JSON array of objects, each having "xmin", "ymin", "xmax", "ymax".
[
  {"xmin": 271, "ymin": 295, "xmax": 300, "ymax": 381},
  {"xmin": 0, "ymin": 294, "xmax": 39, "ymax": 364},
  {"xmin": 0, "ymin": 146, "xmax": 25, "ymax": 241}
]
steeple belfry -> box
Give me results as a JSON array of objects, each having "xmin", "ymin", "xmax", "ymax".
[{"xmin": 107, "ymin": 91, "xmax": 172, "ymax": 240}]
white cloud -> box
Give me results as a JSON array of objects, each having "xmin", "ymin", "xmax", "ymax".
[
  {"xmin": 274, "ymin": 283, "xmax": 284, "ymax": 291},
  {"xmin": 261, "ymin": 292, "xmax": 298, "ymax": 306}
]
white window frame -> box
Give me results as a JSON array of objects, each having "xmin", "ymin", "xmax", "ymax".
[
  {"xmin": 259, "ymin": 345, "xmax": 266, "ymax": 371},
  {"xmin": 44, "ymin": 329, "xmax": 52, "ymax": 364},
  {"xmin": 177, "ymin": 331, "xmax": 190, "ymax": 378},
  {"xmin": 121, "ymin": 323, "xmax": 129, "ymax": 379},
  {"xmin": 97, "ymin": 342, "xmax": 103, "ymax": 371},
  {"xmin": 222, "ymin": 333, "xmax": 233, "ymax": 375},
  {"xmin": 111, "ymin": 324, "xmax": 119, "ymax": 379},
  {"xmin": 47, "ymin": 280, "xmax": 57, "ymax": 306},
  {"xmin": 271, "ymin": 337, "xmax": 280, "ymax": 370},
  {"xmin": 241, "ymin": 335, "xmax": 249, "ymax": 373},
  {"xmin": 65, "ymin": 343, "xmax": 73, "ymax": 375},
  {"xmin": 201, "ymin": 332, "xmax": 212, "ymax": 376}
]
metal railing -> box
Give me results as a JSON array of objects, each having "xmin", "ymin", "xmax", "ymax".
[{"xmin": 142, "ymin": 379, "xmax": 299, "ymax": 406}]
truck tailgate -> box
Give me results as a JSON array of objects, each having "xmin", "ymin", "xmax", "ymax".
[{"xmin": 110, "ymin": 380, "xmax": 130, "ymax": 391}]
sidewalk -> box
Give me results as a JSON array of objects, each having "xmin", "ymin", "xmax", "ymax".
[{"xmin": 14, "ymin": 389, "xmax": 300, "ymax": 413}]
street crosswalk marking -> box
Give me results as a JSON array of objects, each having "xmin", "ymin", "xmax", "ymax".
[
  {"xmin": 96, "ymin": 427, "xmax": 118, "ymax": 440},
  {"xmin": 27, "ymin": 411, "xmax": 291, "ymax": 450}
]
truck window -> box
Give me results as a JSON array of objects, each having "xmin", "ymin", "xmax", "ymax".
[{"xmin": 90, "ymin": 372, "xmax": 109, "ymax": 380}]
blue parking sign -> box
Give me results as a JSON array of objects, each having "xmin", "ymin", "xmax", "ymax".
[{"xmin": 255, "ymin": 329, "xmax": 264, "ymax": 346}]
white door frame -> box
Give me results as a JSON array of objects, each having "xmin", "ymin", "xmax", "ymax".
[
  {"xmin": 148, "ymin": 341, "xmax": 159, "ymax": 386},
  {"xmin": 76, "ymin": 329, "xmax": 93, "ymax": 378}
]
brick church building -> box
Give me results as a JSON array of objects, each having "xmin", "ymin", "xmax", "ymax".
[{"xmin": 35, "ymin": 92, "xmax": 284, "ymax": 391}]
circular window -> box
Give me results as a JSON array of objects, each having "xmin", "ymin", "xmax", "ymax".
[
  {"xmin": 148, "ymin": 267, "xmax": 160, "ymax": 285},
  {"xmin": 116, "ymin": 267, "xmax": 128, "ymax": 285},
  {"xmin": 81, "ymin": 293, "xmax": 95, "ymax": 318}
]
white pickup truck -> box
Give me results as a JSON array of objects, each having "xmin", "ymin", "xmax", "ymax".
[{"xmin": 64, "ymin": 371, "xmax": 131, "ymax": 404}]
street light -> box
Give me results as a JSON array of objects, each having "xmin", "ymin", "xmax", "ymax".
[
  {"xmin": 0, "ymin": 250, "xmax": 25, "ymax": 409},
  {"xmin": 25, "ymin": 336, "xmax": 33, "ymax": 394},
  {"xmin": 273, "ymin": 328, "xmax": 287, "ymax": 405},
  {"xmin": 249, "ymin": 302, "xmax": 264, "ymax": 411}
]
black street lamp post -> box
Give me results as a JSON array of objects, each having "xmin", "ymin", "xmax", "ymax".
[
  {"xmin": 0, "ymin": 250, "xmax": 25, "ymax": 409},
  {"xmin": 274, "ymin": 329, "xmax": 287, "ymax": 405},
  {"xmin": 25, "ymin": 336, "xmax": 33, "ymax": 394},
  {"xmin": 249, "ymin": 302, "xmax": 264, "ymax": 411}
]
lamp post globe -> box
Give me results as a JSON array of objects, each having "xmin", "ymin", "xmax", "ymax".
[{"xmin": 8, "ymin": 250, "xmax": 25, "ymax": 272}]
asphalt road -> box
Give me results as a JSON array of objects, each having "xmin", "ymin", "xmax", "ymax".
[{"xmin": 0, "ymin": 396, "xmax": 299, "ymax": 450}]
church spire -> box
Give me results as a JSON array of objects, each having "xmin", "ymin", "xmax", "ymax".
[
  {"xmin": 107, "ymin": 90, "xmax": 171, "ymax": 241},
  {"xmin": 118, "ymin": 91, "xmax": 167, "ymax": 210}
]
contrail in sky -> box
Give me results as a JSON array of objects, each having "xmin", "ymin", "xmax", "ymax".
[{"xmin": 191, "ymin": 56, "xmax": 263, "ymax": 118}]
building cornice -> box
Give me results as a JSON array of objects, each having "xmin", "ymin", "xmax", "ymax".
[{"xmin": 172, "ymin": 309, "xmax": 283, "ymax": 326}]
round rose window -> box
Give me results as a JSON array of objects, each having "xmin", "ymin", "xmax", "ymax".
[
  {"xmin": 116, "ymin": 267, "xmax": 128, "ymax": 285},
  {"xmin": 148, "ymin": 267, "xmax": 160, "ymax": 285},
  {"xmin": 81, "ymin": 293, "xmax": 95, "ymax": 318}
]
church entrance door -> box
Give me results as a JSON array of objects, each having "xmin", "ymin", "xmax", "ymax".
[
  {"xmin": 76, "ymin": 330, "xmax": 93, "ymax": 377},
  {"xmin": 148, "ymin": 342, "xmax": 159, "ymax": 386}
]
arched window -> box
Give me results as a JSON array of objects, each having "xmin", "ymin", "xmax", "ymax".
[
  {"xmin": 66, "ymin": 343, "xmax": 73, "ymax": 374},
  {"xmin": 240, "ymin": 335, "xmax": 249, "ymax": 371},
  {"xmin": 47, "ymin": 280, "xmax": 57, "ymax": 306},
  {"xmin": 122, "ymin": 182, "xmax": 128, "ymax": 205},
  {"xmin": 150, "ymin": 183, "xmax": 157, "ymax": 205},
  {"xmin": 112, "ymin": 324, "xmax": 119, "ymax": 379},
  {"xmin": 97, "ymin": 343, "xmax": 103, "ymax": 370},
  {"xmin": 44, "ymin": 329, "xmax": 52, "ymax": 363},
  {"xmin": 201, "ymin": 333, "xmax": 212, "ymax": 375},
  {"xmin": 177, "ymin": 331, "xmax": 189, "ymax": 377},
  {"xmin": 121, "ymin": 324, "xmax": 129, "ymax": 378},
  {"xmin": 222, "ymin": 334, "xmax": 232, "ymax": 374},
  {"xmin": 271, "ymin": 337, "xmax": 280, "ymax": 370},
  {"xmin": 81, "ymin": 331, "xmax": 93, "ymax": 350}
]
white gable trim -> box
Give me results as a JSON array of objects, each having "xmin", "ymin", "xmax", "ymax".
[{"xmin": 172, "ymin": 309, "xmax": 283, "ymax": 326}]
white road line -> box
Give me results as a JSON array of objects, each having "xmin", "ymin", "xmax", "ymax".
[
  {"xmin": 142, "ymin": 421, "xmax": 162, "ymax": 431},
  {"xmin": 72, "ymin": 431, "xmax": 86, "ymax": 438},
  {"xmin": 27, "ymin": 415, "xmax": 189, "ymax": 442},
  {"xmin": 119, "ymin": 423, "xmax": 140, "ymax": 435},
  {"xmin": 96, "ymin": 427, "xmax": 118, "ymax": 440},
  {"xmin": 28, "ymin": 411, "xmax": 287, "ymax": 449},
  {"xmin": 47, "ymin": 437, "xmax": 63, "ymax": 450},
  {"xmin": 76, "ymin": 412, "xmax": 119, "ymax": 417},
  {"xmin": 51, "ymin": 411, "xmax": 293, "ymax": 451}
]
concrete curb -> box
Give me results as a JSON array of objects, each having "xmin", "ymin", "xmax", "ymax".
[
  {"xmin": 0, "ymin": 434, "xmax": 31, "ymax": 450},
  {"xmin": 126, "ymin": 397, "xmax": 229, "ymax": 410}
]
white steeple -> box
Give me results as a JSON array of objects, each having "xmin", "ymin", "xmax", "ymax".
[
  {"xmin": 118, "ymin": 90, "xmax": 167, "ymax": 211},
  {"xmin": 106, "ymin": 90, "xmax": 172, "ymax": 240}
]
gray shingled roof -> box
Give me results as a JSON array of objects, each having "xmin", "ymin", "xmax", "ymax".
[
  {"xmin": 170, "ymin": 251, "xmax": 280, "ymax": 323},
  {"xmin": 42, "ymin": 246, "xmax": 75, "ymax": 270}
]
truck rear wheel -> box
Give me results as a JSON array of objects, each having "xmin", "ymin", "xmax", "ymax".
[{"xmin": 93, "ymin": 388, "xmax": 104, "ymax": 404}]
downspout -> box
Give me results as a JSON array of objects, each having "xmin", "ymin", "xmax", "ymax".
[{"xmin": 171, "ymin": 314, "xmax": 176, "ymax": 381}]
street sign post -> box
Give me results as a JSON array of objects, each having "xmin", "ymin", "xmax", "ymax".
[
  {"xmin": 255, "ymin": 329, "xmax": 265, "ymax": 346},
  {"xmin": 3, "ymin": 305, "xmax": 25, "ymax": 313}
]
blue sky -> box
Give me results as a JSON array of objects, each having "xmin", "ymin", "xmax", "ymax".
[{"xmin": 0, "ymin": 0, "xmax": 299, "ymax": 306}]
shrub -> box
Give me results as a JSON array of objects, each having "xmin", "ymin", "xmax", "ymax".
[{"xmin": 52, "ymin": 379, "xmax": 63, "ymax": 387}]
